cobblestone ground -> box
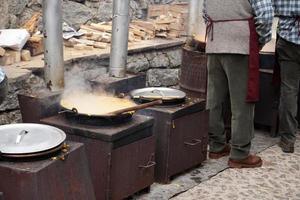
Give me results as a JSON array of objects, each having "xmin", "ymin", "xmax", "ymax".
[
  {"xmin": 173, "ymin": 135, "xmax": 300, "ymax": 200},
  {"xmin": 135, "ymin": 131, "xmax": 279, "ymax": 200}
]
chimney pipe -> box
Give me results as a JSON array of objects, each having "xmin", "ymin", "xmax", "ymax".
[
  {"xmin": 187, "ymin": 0, "xmax": 201, "ymax": 36},
  {"xmin": 42, "ymin": 0, "xmax": 64, "ymax": 91},
  {"xmin": 109, "ymin": 0, "xmax": 130, "ymax": 78}
]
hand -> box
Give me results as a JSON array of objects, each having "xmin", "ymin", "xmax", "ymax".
[{"xmin": 259, "ymin": 44, "xmax": 264, "ymax": 51}]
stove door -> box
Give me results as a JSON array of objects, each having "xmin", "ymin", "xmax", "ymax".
[
  {"xmin": 110, "ymin": 136, "xmax": 155, "ymax": 200},
  {"xmin": 168, "ymin": 110, "xmax": 209, "ymax": 177}
]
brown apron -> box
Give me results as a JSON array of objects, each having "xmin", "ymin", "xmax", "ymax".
[{"xmin": 206, "ymin": 16, "xmax": 260, "ymax": 103}]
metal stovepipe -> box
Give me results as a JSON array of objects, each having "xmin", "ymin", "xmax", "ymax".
[
  {"xmin": 42, "ymin": 0, "xmax": 64, "ymax": 91},
  {"xmin": 109, "ymin": 0, "xmax": 130, "ymax": 78},
  {"xmin": 187, "ymin": 0, "xmax": 201, "ymax": 36}
]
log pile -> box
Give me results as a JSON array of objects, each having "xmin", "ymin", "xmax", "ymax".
[
  {"xmin": 147, "ymin": 3, "xmax": 188, "ymax": 38},
  {"xmin": 64, "ymin": 3, "xmax": 188, "ymax": 50},
  {"xmin": 0, "ymin": 4, "xmax": 188, "ymax": 65}
]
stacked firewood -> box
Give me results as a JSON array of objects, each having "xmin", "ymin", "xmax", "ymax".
[
  {"xmin": 65, "ymin": 3, "xmax": 188, "ymax": 50},
  {"xmin": 0, "ymin": 13, "xmax": 41, "ymax": 65},
  {"xmin": 147, "ymin": 3, "xmax": 188, "ymax": 39},
  {"xmin": 64, "ymin": 21, "xmax": 156, "ymax": 50}
]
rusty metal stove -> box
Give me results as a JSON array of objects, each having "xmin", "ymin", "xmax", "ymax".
[
  {"xmin": 41, "ymin": 114, "xmax": 155, "ymax": 200},
  {"xmin": 138, "ymin": 97, "xmax": 208, "ymax": 183},
  {"xmin": 0, "ymin": 142, "xmax": 95, "ymax": 200}
]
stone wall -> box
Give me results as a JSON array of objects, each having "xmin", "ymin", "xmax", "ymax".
[{"xmin": 0, "ymin": 0, "xmax": 187, "ymax": 30}]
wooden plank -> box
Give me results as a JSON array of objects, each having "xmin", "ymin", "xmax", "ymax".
[
  {"xmin": 94, "ymin": 42, "xmax": 108, "ymax": 49},
  {"xmin": 74, "ymin": 43, "xmax": 87, "ymax": 50},
  {"xmin": 131, "ymin": 20, "xmax": 155, "ymax": 31},
  {"xmin": 0, "ymin": 47, "xmax": 5, "ymax": 57},
  {"xmin": 148, "ymin": 5, "xmax": 170, "ymax": 18},
  {"xmin": 90, "ymin": 23, "xmax": 112, "ymax": 33}
]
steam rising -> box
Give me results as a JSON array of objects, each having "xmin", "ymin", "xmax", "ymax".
[
  {"xmin": 60, "ymin": 66, "xmax": 137, "ymax": 115},
  {"xmin": 63, "ymin": 65, "xmax": 110, "ymax": 99}
]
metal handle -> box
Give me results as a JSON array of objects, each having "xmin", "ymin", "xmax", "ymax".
[
  {"xmin": 184, "ymin": 139, "xmax": 202, "ymax": 146},
  {"xmin": 151, "ymin": 89, "xmax": 165, "ymax": 98},
  {"xmin": 139, "ymin": 161, "xmax": 156, "ymax": 169},
  {"xmin": 15, "ymin": 130, "xmax": 29, "ymax": 144},
  {"xmin": 58, "ymin": 108, "xmax": 78, "ymax": 115}
]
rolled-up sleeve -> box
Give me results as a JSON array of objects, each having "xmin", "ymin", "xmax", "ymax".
[{"xmin": 250, "ymin": 0, "xmax": 274, "ymax": 45}]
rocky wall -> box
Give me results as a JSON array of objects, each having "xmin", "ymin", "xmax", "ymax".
[{"xmin": 0, "ymin": 0, "xmax": 188, "ymax": 30}]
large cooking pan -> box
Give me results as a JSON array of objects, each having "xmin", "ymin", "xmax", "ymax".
[
  {"xmin": 130, "ymin": 87, "xmax": 187, "ymax": 104},
  {"xmin": 59, "ymin": 94, "xmax": 162, "ymax": 123},
  {"xmin": 0, "ymin": 69, "xmax": 8, "ymax": 105},
  {"xmin": 0, "ymin": 124, "xmax": 66, "ymax": 159}
]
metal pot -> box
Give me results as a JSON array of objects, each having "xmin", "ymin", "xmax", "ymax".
[
  {"xmin": 0, "ymin": 124, "xmax": 66, "ymax": 158},
  {"xmin": 0, "ymin": 73, "xmax": 8, "ymax": 105}
]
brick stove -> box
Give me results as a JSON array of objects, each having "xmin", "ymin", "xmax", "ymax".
[
  {"xmin": 41, "ymin": 114, "xmax": 155, "ymax": 200},
  {"xmin": 138, "ymin": 97, "xmax": 208, "ymax": 183}
]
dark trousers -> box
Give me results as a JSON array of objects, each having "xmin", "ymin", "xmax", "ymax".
[
  {"xmin": 207, "ymin": 54, "xmax": 254, "ymax": 159},
  {"xmin": 277, "ymin": 37, "xmax": 300, "ymax": 143}
]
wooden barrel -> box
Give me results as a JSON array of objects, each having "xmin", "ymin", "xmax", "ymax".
[{"xmin": 180, "ymin": 47, "xmax": 207, "ymax": 98}]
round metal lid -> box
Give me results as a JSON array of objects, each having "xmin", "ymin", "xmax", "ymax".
[
  {"xmin": 130, "ymin": 87, "xmax": 186, "ymax": 100},
  {"xmin": 0, "ymin": 68, "xmax": 5, "ymax": 83},
  {"xmin": 0, "ymin": 124, "xmax": 66, "ymax": 155}
]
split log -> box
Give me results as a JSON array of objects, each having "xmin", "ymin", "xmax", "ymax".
[
  {"xmin": 6, "ymin": 50, "xmax": 21, "ymax": 63},
  {"xmin": 25, "ymin": 35, "xmax": 44, "ymax": 56},
  {"xmin": 22, "ymin": 12, "xmax": 42, "ymax": 35},
  {"xmin": 21, "ymin": 50, "xmax": 31, "ymax": 61},
  {"xmin": 0, "ymin": 53, "xmax": 14, "ymax": 65}
]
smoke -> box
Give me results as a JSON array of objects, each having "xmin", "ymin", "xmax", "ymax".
[{"xmin": 62, "ymin": 65, "xmax": 111, "ymax": 99}]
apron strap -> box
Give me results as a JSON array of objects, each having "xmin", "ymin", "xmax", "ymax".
[{"xmin": 205, "ymin": 16, "xmax": 252, "ymax": 41}]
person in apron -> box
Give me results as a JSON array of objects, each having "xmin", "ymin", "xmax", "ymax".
[
  {"xmin": 273, "ymin": 1, "xmax": 300, "ymax": 153},
  {"xmin": 203, "ymin": 0, "xmax": 273, "ymax": 168}
]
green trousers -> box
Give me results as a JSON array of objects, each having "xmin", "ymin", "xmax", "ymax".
[
  {"xmin": 207, "ymin": 54, "xmax": 255, "ymax": 160},
  {"xmin": 277, "ymin": 37, "xmax": 300, "ymax": 144}
]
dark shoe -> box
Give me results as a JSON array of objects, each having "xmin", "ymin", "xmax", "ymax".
[
  {"xmin": 209, "ymin": 144, "xmax": 231, "ymax": 159},
  {"xmin": 228, "ymin": 155, "xmax": 263, "ymax": 168},
  {"xmin": 279, "ymin": 140, "xmax": 294, "ymax": 153}
]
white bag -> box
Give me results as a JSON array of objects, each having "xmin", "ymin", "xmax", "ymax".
[{"xmin": 0, "ymin": 29, "xmax": 30, "ymax": 51}]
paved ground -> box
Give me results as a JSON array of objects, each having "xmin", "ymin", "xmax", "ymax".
[
  {"xmin": 174, "ymin": 135, "xmax": 300, "ymax": 200},
  {"xmin": 135, "ymin": 131, "xmax": 282, "ymax": 200}
]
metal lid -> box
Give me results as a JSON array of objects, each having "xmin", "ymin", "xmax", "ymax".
[
  {"xmin": 0, "ymin": 124, "xmax": 66, "ymax": 154},
  {"xmin": 0, "ymin": 68, "xmax": 5, "ymax": 83},
  {"xmin": 130, "ymin": 87, "xmax": 186, "ymax": 100}
]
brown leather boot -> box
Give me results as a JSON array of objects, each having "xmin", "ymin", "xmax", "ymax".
[
  {"xmin": 279, "ymin": 140, "xmax": 294, "ymax": 153},
  {"xmin": 209, "ymin": 144, "xmax": 231, "ymax": 159},
  {"xmin": 228, "ymin": 154, "xmax": 263, "ymax": 168}
]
